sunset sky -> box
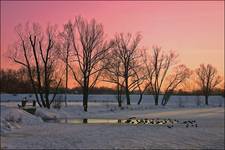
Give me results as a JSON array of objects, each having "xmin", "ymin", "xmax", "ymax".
[{"xmin": 1, "ymin": 1, "xmax": 224, "ymax": 80}]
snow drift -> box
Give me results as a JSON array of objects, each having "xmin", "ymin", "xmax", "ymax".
[{"xmin": 0, "ymin": 106, "xmax": 43, "ymax": 134}]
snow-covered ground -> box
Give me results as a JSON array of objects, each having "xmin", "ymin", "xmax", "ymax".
[
  {"xmin": 1, "ymin": 94, "xmax": 224, "ymax": 106},
  {"xmin": 1, "ymin": 96, "xmax": 224, "ymax": 149}
]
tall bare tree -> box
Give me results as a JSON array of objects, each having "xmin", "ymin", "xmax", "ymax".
[
  {"xmin": 196, "ymin": 64, "xmax": 222, "ymax": 105},
  {"xmin": 66, "ymin": 16, "xmax": 113, "ymax": 111},
  {"xmin": 102, "ymin": 50, "xmax": 124, "ymax": 107},
  {"xmin": 110, "ymin": 33, "xmax": 143, "ymax": 105},
  {"xmin": 136, "ymin": 49, "xmax": 153, "ymax": 105},
  {"xmin": 147, "ymin": 46, "xmax": 178, "ymax": 105},
  {"xmin": 161, "ymin": 64, "xmax": 191, "ymax": 105},
  {"xmin": 56, "ymin": 21, "xmax": 73, "ymax": 107},
  {"xmin": 11, "ymin": 23, "xmax": 62, "ymax": 108}
]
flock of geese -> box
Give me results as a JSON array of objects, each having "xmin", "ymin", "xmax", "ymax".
[{"xmin": 123, "ymin": 117, "xmax": 198, "ymax": 128}]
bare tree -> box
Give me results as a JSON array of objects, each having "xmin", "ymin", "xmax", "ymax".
[
  {"xmin": 110, "ymin": 33, "xmax": 143, "ymax": 105},
  {"xmin": 196, "ymin": 64, "xmax": 222, "ymax": 105},
  {"xmin": 132, "ymin": 69, "xmax": 148, "ymax": 105},
  {"xmin": 10, "ymin": 23, "xmax": 62, "ymax": 108},
  {"xmin": 56, "ymin": 21, "xmax": 73, "ymax": 107},
  {"xmin": 136, "ymin": 49, "xmax": 153, "ymax": 105},
  {"xmin": 161, "ymin": 64, "xmax": 191, "ymax": 105},
  {"xmin": 67, "ymin": 16, "xmax": 113, "ymax": 111},
  {"xmin": 102, "ymin": 33, "xmax": 144, "ymax": 105},
  {"xmin": 102, "ymin": 51, "xmax": 124, "ymax": 107},
  {"xmin": 147, "ymin": 46, "xmax": 178, "ymax": 105}
]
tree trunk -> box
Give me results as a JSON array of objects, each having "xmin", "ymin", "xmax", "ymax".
[
  {"xmin": 31, "ymin": 42, "xmax": 46, "ymax": 107},
  {"xmin": 45, "ymin": 94, "xmax": 50, "ymax": 109},
  {"xmin": 118, "ymin": 90, "xmax": 122, "ymax": 107},
  {"xmin": 161, "ymin": 94, "xmax": 171, "ymax": 106},
  {"xmin": 118, "ymin": 97, "xmax": 122, "ymax": 107},
  {"xmin": 125, "ymin": 78, "xmax": 130, "ymax": 105},
  {"xmin": 39, "ymin": 93, "xmax": 46, "ymax": 107},
  {"xmin": 161, "ymin": 95, "xmax": 166, "ymax": 106},
  {"xmin": 116, "ymin": 83, "xmax": 122, "ymax": 107},
  {"xmin": 44, "ymin": 77, "xmax": 50, "ymax": 109},
  {"xmin": 205, "ymin": 94, "xmax": 209, "ymax": 105},
  {"xmin": 34, "ymin": 92, "xmax": 42, "ymax": 107},
  {"xmin": 137, "ymin": 93, "xmax": 143, "ymax": 105},
  {"xmin": 44, "ymin": 62, "xmax": 50, "ymax": 109},
  {"xmin": 46, "ymin": 99, "xmax": 50, "ymax": 108},
  {"xmin": 117, "ymin": 91, "xmax": 120, "ymax": 107},
  {"xmin": 154, "ymin": 94, "xmax": 159, "ymax": 105},
  {"xmin": 83, "ymin": 86, "xmax": 88, "ymax": 112},
  {"xmin": 64, "ymin": 93, "xmax": 67, "ymax": 107},
  {"xmin": 125, "ymin": 88, "xmax": 130, "ymax": 105},
  {"xmin": 65, "ymin": 61, "xmax": 68, "ymax": 107},
  {"xmin": 27, "ymin": 69, "xmax": 42, "ymax": 107}
]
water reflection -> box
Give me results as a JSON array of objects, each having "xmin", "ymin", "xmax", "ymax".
[
  {"xmin": 52, "ymin": 118, "xmax": 177, "ymax": 125},
  {"xmin": 45, "ymin": 118, "xmax": 198, "ymax": 128},
  {"xmin": 63, "ymin": 118, "xmax": 123, "ymax": 124},
  {"xmin": 83, "ymin": 118, "xmax": 87, "ymax": 123}
]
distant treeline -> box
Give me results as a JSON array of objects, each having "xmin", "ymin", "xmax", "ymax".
[
  {"xmin": 61, "ymin": 87, "xmax": 225, "ymax": 96},
  {"xmin": 1, "ymin": 68, "xmax": 223, "ymax": 96}
]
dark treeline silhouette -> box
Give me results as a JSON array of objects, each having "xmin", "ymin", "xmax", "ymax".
[
  {"xmin": 0, "ymin": 68, "xmax": 63, "ymax": 94},
  {"xmin": 0, "ymin": 68, "xmax": 32, "ymax": 93},
  {"xmin": 1, "ymin": 67, "xmax": 224, "ymax": 97},
  {"xmin": 4, "ymin": 15, "xmax": 224, "ymax": 110},
  {"xmin": 72, "ymin": 87, "xmax": 116, "ymax": 94}
]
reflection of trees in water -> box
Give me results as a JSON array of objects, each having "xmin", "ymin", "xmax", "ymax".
[{"xmin": 83, "ymin": 118, "xmax": 88, "ymax": 123}]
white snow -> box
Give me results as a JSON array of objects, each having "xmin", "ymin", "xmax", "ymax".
[
  {"xmin": 0, "ymin": 106, "xmax": 43, "ymax": 134},
  {"xmin": 0, "ymin": 95, "xmax": 224, "ymax": 149}
]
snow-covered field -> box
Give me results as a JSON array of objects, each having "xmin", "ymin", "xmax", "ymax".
[
  {"xmin": 1, "ymin": 94, "xmax": 224, "ymax": 106},
  {"xmin": 0, "ymin": 95, "xmax": 224, "ymax": 149}
]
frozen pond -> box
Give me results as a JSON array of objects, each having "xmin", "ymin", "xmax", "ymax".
[{"xmin": 44, "ymin": 117, "xmax": 198, "ymax": 128}]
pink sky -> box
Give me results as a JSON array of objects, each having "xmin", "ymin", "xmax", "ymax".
[{"xmin": 1, "ymin": 1, "xmax": 224, "ymax": 76}]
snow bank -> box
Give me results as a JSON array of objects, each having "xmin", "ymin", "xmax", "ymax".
[
  {"xmin": 35, "ymin": 108, "xmax": 69, "ymax": 120},
  {"xmin": 0, "ymin": 106, "xmax": 43, "ymax": 134}
]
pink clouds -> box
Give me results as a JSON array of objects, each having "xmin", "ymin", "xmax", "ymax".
[{"xmin": 1, "ymin": 1, "xmax": 224, "ymax": 75}]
